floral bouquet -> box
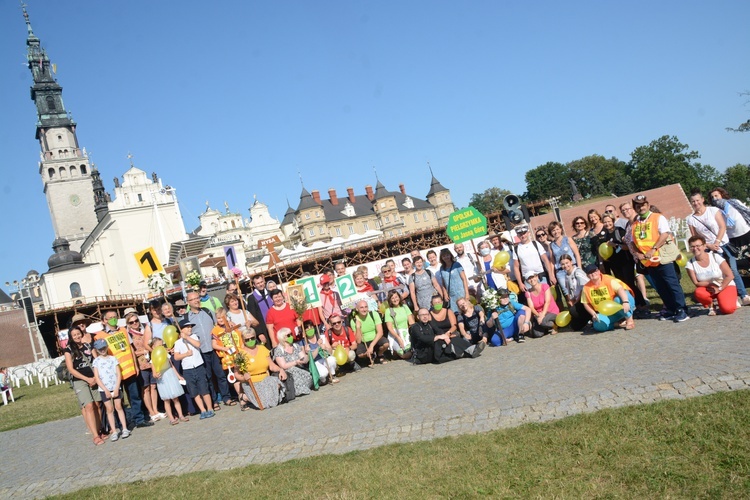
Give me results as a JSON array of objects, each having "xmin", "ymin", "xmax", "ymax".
[
  {"xmin": 185, "ymin": 270, "xmax": 202, "ymax": 287},
  {"xmin": 230, "ymin": 267, "xmax": 243, "ymax": 279},
  {"xmin": 289, "ymin": 293, "xmax": 307, "ymax": 316},
  {"xmin": 233, "ymin": 350, "xmax": 249, "ymax": 373},
  {"xmin": 481, "ymin": 288, "xmax": 501, "ymax": 311},
  {"xmin": 147, "ymin": 271, "xmax": 170, "ymax": 294}
]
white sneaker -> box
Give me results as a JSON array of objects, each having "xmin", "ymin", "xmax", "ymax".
[
  {"xmin": 742, "ymin": 296, "xmax": 750, "ymax": 306},
  {"xmin": 737, "ymin": 298, "xmax": 743, "ymax": 308},
  {"xmin": 157, "ymin": 412, "xmax": 167, "ymax": 420},
  {"xmin": 110, "ymin": 430, "xmax": 120, "ymax": 442},
  {"xmin": 121, "ymin": 428, "xmax": 131, "ymax": 439}
]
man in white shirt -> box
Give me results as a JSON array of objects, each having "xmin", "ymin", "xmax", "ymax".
[
  {"xmin": 512, "ymin": 224, "xmax": 556, "ymax": 294},
  {"xmin": 454, "ymin": 242, "xmax": 478, "ymax": 283}
]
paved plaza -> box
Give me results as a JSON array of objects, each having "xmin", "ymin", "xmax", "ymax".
[{"xmin": 1, "ymin": 306, "xmax": 749, "ymax": 498}]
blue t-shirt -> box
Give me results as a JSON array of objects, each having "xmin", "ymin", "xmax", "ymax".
[{"xmin": 496, "ymin": 300, "xmax": 524, "ymax": 329}]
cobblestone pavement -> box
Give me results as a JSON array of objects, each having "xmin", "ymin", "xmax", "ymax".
[{"xmin": 2, "ymin": 306, "xmax": 749, "ymax": 498}]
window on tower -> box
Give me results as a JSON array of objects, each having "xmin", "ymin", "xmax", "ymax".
[
  {"xmin": 60, "ymin": 167, "xmax": 67, "ymax": 178},
  {"xmin": 80, "ymin": 165, "xmax": 87, "ymax": 175},
  {"xmin": 69, "ymin": 282, "xmax": 82, "ymax": 298},
  {"xmin": 70, "ymin": 166, "xmax": 77, "ymax": 176},
  {"xmin": 48, "ymin": 168, "xmax": 55, "ymax": 179},
  {"xmin": 46, "ymin": 95, "xmax": 56, "ymax": 111}
]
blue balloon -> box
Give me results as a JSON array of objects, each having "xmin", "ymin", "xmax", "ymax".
[{"xmin": 593, "ymin": 313, "xmax": 611, "ymax": 332}]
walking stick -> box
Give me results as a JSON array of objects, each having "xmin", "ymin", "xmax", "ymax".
[
  {"xmin": 241, "ymin": 365, "xmax": 264, "ymax": 411},
  {"xmin": 355, "ymin": 317, "xmax": 375, "ymax": 368}
]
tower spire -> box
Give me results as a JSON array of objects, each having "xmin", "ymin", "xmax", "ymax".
[{"xmin": 21, "ymin": 2, "xmax": 35, "ymax": 37}]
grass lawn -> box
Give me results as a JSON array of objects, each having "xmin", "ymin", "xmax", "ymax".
[
  {"xmin": 55, "ymin": 390, "xmax": 750, "ymax": 499},
  {"xmin": 0, "ymin": 380, "xmax": 79, "ymax": 432}
]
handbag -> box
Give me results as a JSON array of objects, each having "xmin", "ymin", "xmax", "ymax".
[{"xmin": 691, "ymin": 213, "xmax": 737, "ymax": 256}]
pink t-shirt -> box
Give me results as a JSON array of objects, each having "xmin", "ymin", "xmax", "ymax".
[{"xmin": 529, "ymin": 283, "xmax": 560, "ymax": 315}]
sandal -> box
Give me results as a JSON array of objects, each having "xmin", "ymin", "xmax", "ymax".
[
  {"xmin": 179, "ymin": 416, "xmax": 189, "ymax": 422},
  {"xmin": 625, "ymin": 319, "xmax": 635, "ymax": 330},
  {"xmin": 707, "ymin": 308, "xmax": 716, "ymax": 316},
  {"xmin": 93, "ymin": 436, "xmax": 105, "ymax": 446},
  {"xmin": 170, "ymin": 418, "xmax": 179, "ymax": 426},
  {"xmin": 240, "ymin": 401, "xmax": 251, "ymax": 411},
  {"xmin": 224, "ymin": 400, "xmax": 237, "ymax": 406},
  {"xmin": 213, "ymin": 404, "xmax": 221, "ymax": 411}
]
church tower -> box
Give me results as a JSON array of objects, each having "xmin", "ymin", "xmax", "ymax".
[{"xmin": 24, "ymin": 6, "xmax": 99, "ymax": 252}]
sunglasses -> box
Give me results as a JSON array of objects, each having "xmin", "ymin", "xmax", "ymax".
[
  {"xmin": 536, "ymin": 233, "xmax": 546, "ymax": 238},
  {"xmin": 330, "ymin": 321, "xmax": 342, "ymax": 325},
  {"xmin": 127, "ymin": 320, "xmax": 139, "ymax": 325},
  {"xmin": 243, "ymin": 337, "xmax": 256, "ymax": 342}
]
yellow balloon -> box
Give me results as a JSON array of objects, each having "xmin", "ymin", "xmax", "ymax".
[
  {"xmin": 597, "ymin": 299, "xmax": 623, "ymax": 316},
  {"xmin": 151, "ymin": 345, "xmax": 168, "ymax": 373},
  {"xmin": 163, "ymin": 325, "xmax": 178, "ymax": 349},
  {"xmin": 555, "ymin": 311, "xmax": 571, "ymax": 327},
  {"xmin": 676, "ymin": 251, "xmax": 689, "ymax": 268},
  {"xmin": 334, "ymin": 345, "xmax": 348, "ymax": 366},
  {"xmin": 599, "ymin": 242, "xmax": 614, "ymax": 260},
  {"xmin": 493, "ymin": 251, "xmax": 510, "ymax": 268},
  {"xmin": 550, "ymin": 285, "xmax": 558, "ymax": 299}
]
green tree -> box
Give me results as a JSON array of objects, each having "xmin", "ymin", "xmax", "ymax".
[
  {"xmin": 723, "ymin": 163, "xmax": 750, "ymax": 202},
  {"xmin": 567, "ymin": 155, "xmax": 629, "ymax": 197},
  {"xmin": 524, "ymin": 162, "xmax": 570, "ymax": 202},
  {"xmin": 627, "ymin": 135, "xmax": 703, "ymax": 193},
  {"xmin": 469, "ymin": 187, "xmax": 512, "ymax": 216}
]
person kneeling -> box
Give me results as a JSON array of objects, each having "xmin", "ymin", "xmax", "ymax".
[{"xmin": 581, "ymin": 264, "xmax": 635, "ymax": 331}]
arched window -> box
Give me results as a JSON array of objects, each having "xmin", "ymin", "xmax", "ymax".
[
  {"xmin": 59, "ymin": 167, "xmax": 67, "ymax": 178},
  {"xmin": 80, "ymin": 165, "xmax": 87, "ymax": 175},
  {"xmin": 69, "ymin": 282, "xmax": 82, "ymax": 298},
  {"xmin": 48, "ymin": 168, "xmax": 56, "ymax": 179},
  {"xmin": 69, "ymin": 166, "xmax": 77, "ymax": 176},
  {"xmin": 46, "ymin": 95, "xmax": 56, "ymax": 111},
  {"xmin": 231, "ymin": 220, "xmax": 236, "ymax": 228}
]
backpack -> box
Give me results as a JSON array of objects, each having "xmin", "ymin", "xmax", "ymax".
[
  {"xmin": 513, "ymin": 241, "xmax": 548, "ymax": 281},
  {"xmin": 56, "ymin": 360, "xmax": 72, "ymax": 382}
]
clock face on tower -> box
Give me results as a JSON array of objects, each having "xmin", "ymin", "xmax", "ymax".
[{"xmin": 69, "ymin": 194, "xmax": 81, "ymax": 206}]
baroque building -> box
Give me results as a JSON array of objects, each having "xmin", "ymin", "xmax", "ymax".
[{"xmin": 281, "ymin": 174, "xmax": 455, "ymax": 245}]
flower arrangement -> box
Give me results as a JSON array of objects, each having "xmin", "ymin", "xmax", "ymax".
[
  {"xmin": 233, "ymin": 350, "xmax": 249, "ymax": 373},
  {"xmin": 185, "ymin": 270, "xmax": 202, "ymax": 287},
  {"xmin": 289, "ymin": 293, "xmax": 307, "ymax": 316},
  {"xmin": 147, "ymin": 271, "xmax": 170, "ymax": 294},
  {"xmin": 230, "ymin": 267, "xmax": 243, "ymax": 278},
  {"xmin": 481, "ymin": 288, "xmax": 501, "ymax": 310}
]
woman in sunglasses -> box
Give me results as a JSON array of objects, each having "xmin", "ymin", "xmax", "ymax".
[
  {"xmin": 571, "ymin": 216, "xmax": 596, "ymax": 268},
  {"xmin": 233, "ymin": 328, "xmax": 287, "ymax": 410},
  {"xmin": 127, "ymin": 312, "xmax": 160, "ymax": 424}
]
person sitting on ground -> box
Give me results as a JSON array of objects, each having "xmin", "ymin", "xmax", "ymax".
[
  {"xmin": 383, "ymin": 289, "xmax": 414, "ymax": 358},
  {"xmin": 92, "ymin": 339, "xmax": 131, "ymax": 442},
  {"xmin": 233, "ymin": 328, "xmax": 286, "ymax": 410},
  {"xmin": 685, "ymin": 235, "xmax": 737, "ymax": 316},
  {"xmin": 272, "ymin": 328, "xmax": 313, "ymax": 396},
  {"xmin": 302, "ymin": 320, "xmax": 338, "ymax": 384},
  {"xmin": 524, "ymin": 272, "xmax": 560, "ymax": 337},
  {"xmin": 173, "ymin": 318, "xmax": 215, "ymax": 420},
  {"xmin": 456, "ymin": 296, "xmax": 488, "ymax": 345},
  {"xmin": 581, "ymin": 264, "xmax": 635, "ymax": 332},
  {"xmin": 350, "ymin": 300, "xmax": 389, "ymax": 365},
  {"xmin": 151, "ymin": 337, "xmax": 187, "ymax": 425},
  {"xmin": 410, "ymin": 307, "xmax": 484, "ymax": 364},
  {"xmin": 558, "ymin": 254, "xmax": 590, "ymax": 331},
  {"xmin": 428, "ymin": 294, "xmax": 482, "ymax": 358},
  {"xmin": 326, "ymin": 314, "xmax": 360, "ymax": 373},
  {"xmin": 485, "ymin": 288, "xmax": 531, "ymax": 345}
]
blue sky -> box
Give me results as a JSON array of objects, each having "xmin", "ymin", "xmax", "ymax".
[{"xmin": 1, "ymin": 0, "xmax": 748, "ymax": 289}]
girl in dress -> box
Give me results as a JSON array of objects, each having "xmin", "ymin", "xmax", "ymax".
[{"xmin": 152, "ymin": 337, "xmax": 188, "ymax": 425}]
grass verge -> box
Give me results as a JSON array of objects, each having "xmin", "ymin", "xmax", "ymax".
[
  {"xmin": 0, "ymin": 381, "xmax": 79, "ymax": 432},
  {"xmin": 55, "ymin": 390, "xmax": 750, "ymax": 499}
]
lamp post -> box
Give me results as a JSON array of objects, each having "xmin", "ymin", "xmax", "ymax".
[{"xmin": 5, "ymin": 276, "xmax": 49, "ymax": 361}]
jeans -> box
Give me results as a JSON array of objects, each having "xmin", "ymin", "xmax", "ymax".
[
  {"xmin": 201, "ymin": 351, "xmax": 230, "ymax": 404},
  {"xmin": 722, "ymin": 244, "xmax": 747, "ymax": 298},
  {"xmin": 122, "ymin": 374, "xmax": 146, "ymax": 425},
  {"xmin": 647, "ymin": 263, "xmax": 686, "ymax": 314}
]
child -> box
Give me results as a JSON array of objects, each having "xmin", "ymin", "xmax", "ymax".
[
  {"xmin": 92, "ymin": 339, "xmax": 130, "ymax": 441},
  {"xmin": 0, "ymin": 366, "xmax": 8, "ymax": 391},
  {"xmin": 152, "ymin": 337, "xmax": 188, "ymax": 425},
  {"xmin": 173, "ymin": 318, "xmax": 215, "ymax": 420},
  {"xmin": 486, "ymin": 289, "xmax": 532, "ymax": 345}
]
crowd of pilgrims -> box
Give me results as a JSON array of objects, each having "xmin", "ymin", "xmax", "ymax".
[{"xmin": 63, "ymin": 188, "xmax": 750, "ymax": 446}]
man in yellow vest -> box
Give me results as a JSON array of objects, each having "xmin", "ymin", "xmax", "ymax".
[
  {"xmin": 581, "ymin": 264, "xmax": 635, "ymax": 331},
  {"xmin": 629, "ymin": 194, "xmax": 688, "ymax": 322},
  {"xmin": 95, "ymin": 310, "xmax": 151, "ymax": 430}
]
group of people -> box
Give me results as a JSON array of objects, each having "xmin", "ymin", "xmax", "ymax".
[{"xmin": 60, "ymin": 188, "xmax": 750, "ymax": 446}]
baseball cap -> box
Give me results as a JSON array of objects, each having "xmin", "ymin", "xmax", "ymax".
[
  {"xmin": 178, "ymin": 318, "xmax": 195, "ymax": 329},
  {"xmin": 319, "ymin": 274, "xmax": 332, "ymax": 285},
  {"xmin": 123, "ymin": 307, "xmax": 137, "ymax": 316},
  {"xmin": 583, "ymin": 264, "xmax": 599, "ymax": 274},
  {"xmin": 93, "ymin": 339, "xmax": 108, "ymax": 350},
  {"xmin": 515, "ymin": 224, "xmax": 529, "ymax": 234}
]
